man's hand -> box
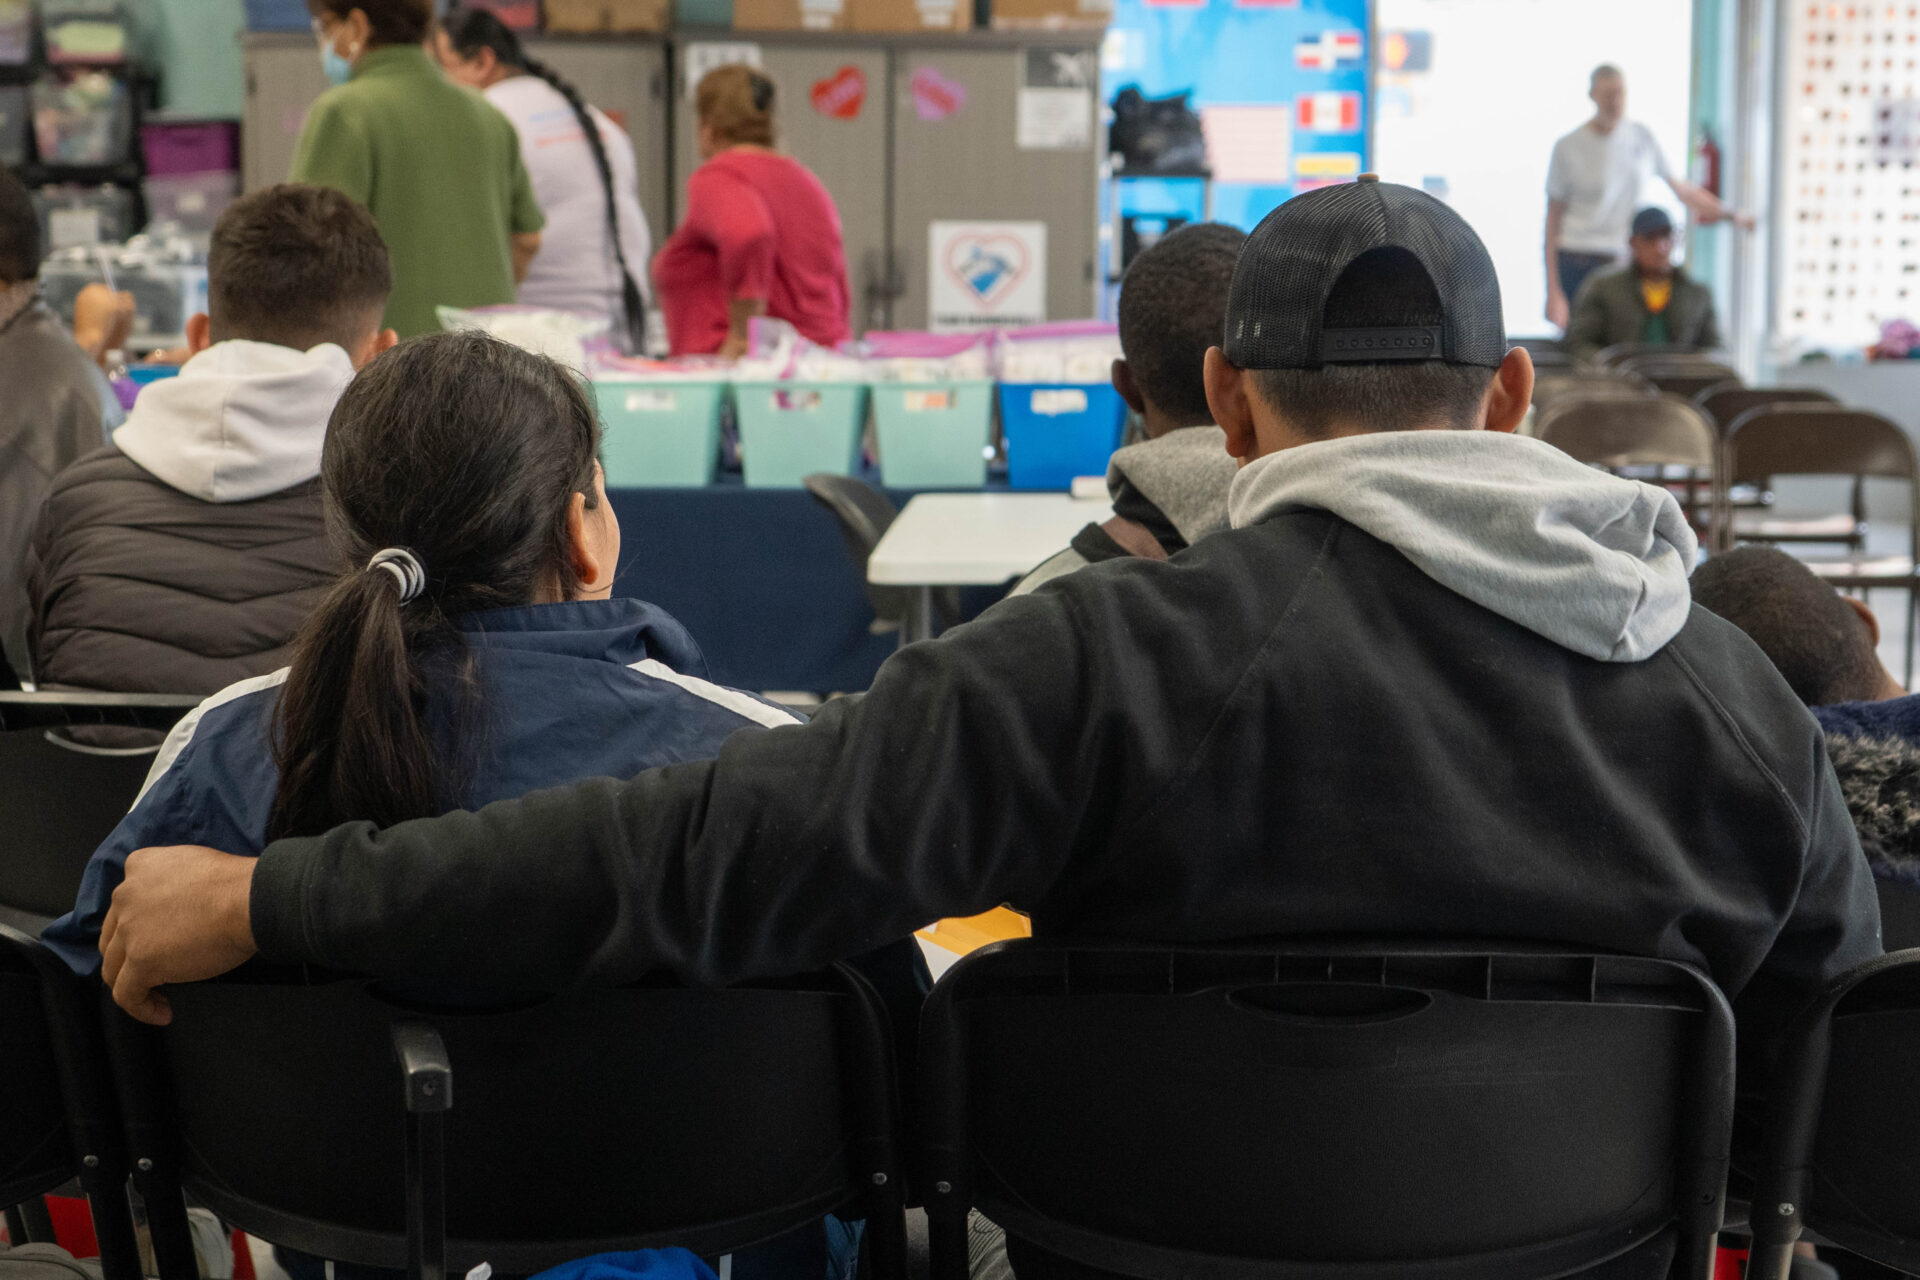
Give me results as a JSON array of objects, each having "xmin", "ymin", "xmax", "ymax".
[
  {"xmin": 100, "ymin": 846, "xmax": 259, "ymax": 1025},
  {"xmin": 1546, "ymin": 292, "xmax": 1570, "ymax": 332}
]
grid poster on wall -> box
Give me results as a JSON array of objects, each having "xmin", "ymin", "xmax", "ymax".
[{"xmin": 1779, "ymin": 2, "xmax": 1920, "ymax": 348}]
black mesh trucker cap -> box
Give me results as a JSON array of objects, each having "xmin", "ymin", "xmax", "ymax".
[{"xmin": 1222, "ymin": 175, "xmax": 1507, "ymax": 370}]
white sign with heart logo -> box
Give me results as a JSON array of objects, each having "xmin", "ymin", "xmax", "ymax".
[{"xmin": 928, "ymin": 220, "xmax": 1048, "ymax": 333}]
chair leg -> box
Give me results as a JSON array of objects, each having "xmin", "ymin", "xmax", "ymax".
[
  {"xmin": 404, "ymin": 1110, "xmax": 446, "ymax": 1280},
  {"xmin": 927, "ymin": 1215, "xmax": 971, "ymax": 1280},
  {"xmin": 1906, "ymin": 586, "xmax": 1916, "ymax": 690},
  {"xmin": 3, "ymin": 1198, "xmax": 54, "ymax": 1244}
]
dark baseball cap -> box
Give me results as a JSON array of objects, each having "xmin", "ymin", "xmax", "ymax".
[
  {"xmin": 1631, "ymin": 206, "xmax": 1674, "ymax": 239},
  {"xmin": 1222, "ymin": 175, "xmax": 1506, "ymax": 371}
]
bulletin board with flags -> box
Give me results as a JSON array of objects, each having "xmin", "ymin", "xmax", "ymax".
[{"xmin": 1099, "ymin": 0, "xmax": 1372, "ymax": 234}]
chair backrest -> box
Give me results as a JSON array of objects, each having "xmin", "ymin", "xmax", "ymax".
[
  {"xmin": 1595, "ymin": 341, "xmax": 1698, "ymax": 368},
  {"xmin": 1534, "ymin": 393, "xmax": 1718, "ymax": 470},
  {"xmin": 111, "ymin": 964, "xmax": 907, "ymax": 1279},
  {"xmin": 1694, "ymin": 385, "xmax": 1838, "ymax": 434},
  {"xmin": 1506, "ymin": 337, "xmax": 1571, "ymax": 368},
  {"xmin": 0, "ymin": 694, "xmax": 202, "ymax": 924},
  {"xmin": 1749, "ymin": 950, "xmax": 1920, "ymax": 1277},
  {"xmin": 920, "ymin": 939, "xmax": 1734, "ymax": 1280},
  {"xmin": 1530, "ymin": 370, "xmax": 1651, "ymax": 411},
  {"xmin": 803, "ymin": 473, "xmax": 914, "ymax": 626},
  {"xmin": 1723, "ymin": 405, "xmax": 1920, "ymax": 488},
  {"xmin": 1642, "ymin": 368, "xmax": 1743, "ymax": 401},
  {"xmin": 0, "ymin": 925, "xmax": 140, "ymax": 1280},
  {"xmin": 1616, "ymin": 349, "xmax": 1730, "ymax": 375}
]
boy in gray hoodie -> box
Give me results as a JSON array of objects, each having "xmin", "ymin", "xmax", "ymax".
[
  {"xmin": 25, "ymin": 184, "xmax": 396, "ymax": 695},
  {"xmin": 1015, "ymin": 223, "xmax": 1244, "ymax": 595}
]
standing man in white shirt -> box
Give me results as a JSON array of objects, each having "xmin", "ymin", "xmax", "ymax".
[{"xmin": 1543, "ymin": 64, "xmax": 1747, "ymax": 332}]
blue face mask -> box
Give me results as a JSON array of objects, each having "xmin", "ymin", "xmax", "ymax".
[{"xmin": 320, "ymin": 41, "xmax": 353, "ymax": 86}]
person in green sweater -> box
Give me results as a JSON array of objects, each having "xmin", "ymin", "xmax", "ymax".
[{"xmin": 297, "ymin": 0, "xmax": 543, "ymax": 337}]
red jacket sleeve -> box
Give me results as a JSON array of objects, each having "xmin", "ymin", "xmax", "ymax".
[{"xmin": 682, "ymin": 164, "xmax": 777, "ymax": 301}]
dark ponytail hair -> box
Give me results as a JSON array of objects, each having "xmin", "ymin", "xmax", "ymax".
[
  {"xmin": 440, "ymin": 6, "xmax": 647, "ymax": 354},
  {"xmin": 266, "ymin": 331, "xmax": 603, "ymax": 840}
]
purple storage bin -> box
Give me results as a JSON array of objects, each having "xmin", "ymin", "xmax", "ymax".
[
  {"xmin": 141, "ymin": 122, "xmax": 239, "ymax": 176},
  {"xmin": 0, "ymin": 0, "xmax": 29, "ymax": 65}
]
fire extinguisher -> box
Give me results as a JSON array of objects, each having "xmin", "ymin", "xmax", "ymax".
[{"xmin": 1693, "ymin": 125, "xmax": 1722, "ymax": 198}]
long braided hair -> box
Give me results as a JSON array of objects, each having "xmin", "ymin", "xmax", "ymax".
[{"xmin": 441, "ymin": 7, "xmax": 648, "ymax": 353}]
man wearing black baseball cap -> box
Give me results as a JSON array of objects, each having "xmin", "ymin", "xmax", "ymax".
[
  {"xmin": 103, "ymin": 182, "xmax": 1876, "ymax": 1253},
  {"xmin": 1564, "ymin": 205, "xmax": 1722, "ymax": 361}
]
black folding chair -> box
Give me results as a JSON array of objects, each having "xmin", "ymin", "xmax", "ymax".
[
  {"xmin": 1748, "ymin": 949, "xmax": 1920, "ymax": 1279},
  {"xmin": 0, "ymin": 693, "xmax": 202, "ymax": 934},
  {"xmin": 0, "ymin": 924, "xmax": 140, "ymax": 1280},
  {"xmin": 920, "ymin": 939, "xmax": 1735, "ymax": 1280},
  {"xmin": 107, "ymin": 963, "xmax": 909, "ymax": 1280},
  {"xmin": 803, "ymin": 473, "xmax": 962, "ymax": 644}
]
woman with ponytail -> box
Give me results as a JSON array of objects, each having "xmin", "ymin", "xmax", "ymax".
[
  {"xmin": 436, "ymin": 7, "xmax": 653, "ymax": 352},
  {"xmin": 49, "ymin": 332, "xmax": 913, "ymax": 1280}
]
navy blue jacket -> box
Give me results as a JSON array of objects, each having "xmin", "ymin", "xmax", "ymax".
[{"xmin": 44, "ymin": 597, "xmax": 807, "ymax": 973}]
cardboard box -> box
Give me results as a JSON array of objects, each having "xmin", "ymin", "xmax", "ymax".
[
  {"xmin": 989, "ymin": 0, "xmax": 1107, "ymax": 30},
  {"xmin": 849, "ymin": 0, "xmax": 968, "ymax": 33},
  {"xmin": 543, "ymin": 0, "xmax": 670, "ymax": 32},
  {"xmin": 732, "ymin": 0, "xmax": 846, "ymax": 30}
]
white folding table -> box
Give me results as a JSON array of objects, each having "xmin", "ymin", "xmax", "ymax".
[{"xmin": 867, "ymin": 492, "xmax": 1113, "ymax": 642}]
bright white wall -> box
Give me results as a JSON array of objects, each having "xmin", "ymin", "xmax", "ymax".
[{"xmin": 1372, "ymin": 0, "xmax": 1695, "ymax": 338}]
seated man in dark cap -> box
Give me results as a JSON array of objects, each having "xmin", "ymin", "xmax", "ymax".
[
  {"xmin": 103, "ymin": 179, "xmax": 1877, "ymax": 1278},
  {"xmin": 1564, "ymin": 205, "xmax": 1722, "ymax": 361}
]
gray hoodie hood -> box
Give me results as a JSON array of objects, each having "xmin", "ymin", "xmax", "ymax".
[
  {"xmin": 1228, "ymin": 430, "xmax": 1697, "ymax": 662},
  {"xmin": 1106, "ymin": 425, "xmax": 1239, "ymax": 545},
  {"xmin": 112, "ymin": 340, "xmax": 354, "ymax": 503}
]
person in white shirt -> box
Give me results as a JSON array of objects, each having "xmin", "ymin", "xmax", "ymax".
[
  {"xmin": 434, "ymin": 8, "xmax": 652, "ymax": 351},
  {"xmin": 1543, "ymin": 64, "xmax": 1747, "ymax": 333}
]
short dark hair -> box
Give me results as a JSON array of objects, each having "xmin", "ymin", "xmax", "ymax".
[
  {"xmin": 0, "ymin": 167, "xmax": 41, "ymax": 285},
  {"xmin": 1117, "ymin": 222, "xmax": 1245, "ymax": 426},
  {"xmin": 307, "ymin": 0, "xmax": 433, "ymax": 46},
  {"xmin": 1690, "ymin": 545, "xmax": 1885, "ymax": 707},
  {"xmin": 1591, "ymin": 64, "xmax": 1623, "ymax": 87},
  {"xmin": 208, "ymin": 184, "xmax": 391, "ymax": 351},
  {"xmin": 1248, "ymin": 246, "xmax": 1496, "ymax": 438}
]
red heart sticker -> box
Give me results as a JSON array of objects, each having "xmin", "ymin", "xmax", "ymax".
[{"xmin": 810, "ymin": 66, "xmax": 866, "ymax": 120}]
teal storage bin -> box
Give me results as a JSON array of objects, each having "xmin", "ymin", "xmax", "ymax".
[
  {"xmin": 871, "ymin": 380, "xmax": 993, "ymax": 489},
  {"xmin": 676, "ymin": 0, "xmax": 732, "ymax": 24},
  {"xmin": 593, "ymin": 378, "xmax": 726, "ymax": 488},
  {"xmin": 733, "ymin": 381, "xmax": 867, "ymax": 489}
]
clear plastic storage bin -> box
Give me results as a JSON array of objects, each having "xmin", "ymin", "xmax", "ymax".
[
  {"xmin": 871, "ymin": 380, "xmax": 994, "ymax": 489},
  {"xmin": 733, "ymin": 382, "xmax": 869, "ymax": 489},
  {"xmin": 593, "ymin": 379, "xmax": 727, "ymax": 488}
]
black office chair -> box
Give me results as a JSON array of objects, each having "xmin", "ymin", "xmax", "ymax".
[
  {"xmin": 108, "ymin": 963, "xmax": 910, "ymax": 1280},
  {"xmin": 0, "ymin": 693, "xmax": 203, "ymax": 934},
  {"xmin": 920, "ymin": 939, "xmax": 1734, "ymax": 1280},
  {"xmin": 803, "ymin": 473, "xmax": 961, "ymax": 638},
  {"xmin": 1748, "ymin": 949, "xmax": 1920, "ymax": 1279},
  {"xmin": 0, "ymin": 924, "xmax": 140, "ymax": 1280}
]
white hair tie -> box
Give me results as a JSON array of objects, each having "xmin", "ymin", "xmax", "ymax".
[{"xmin": 366, "ymin": 547, "xmax": 427, "ymax": 604}]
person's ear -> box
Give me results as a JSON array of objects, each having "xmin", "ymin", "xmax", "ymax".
[
  {"xmin": 1844, "ymin": 594, "xmax": 1883, "ymax": 647},
  {"xmin": 343, "ymin": 7, "xmax": 370, "ymax": 55},
  {"xmin": 1480, "ymin": 347, "xmax": 1535, "ymax": 434},
  {"xmin": 348, "ymin": 326, "xmax": 398, "ymax": 370},
  {"xmin": 1205, "ymin": 347, "xmax": 1257, "ymax": 463},
  {"xmin": 1111, "ymin": 358, "xmax": 1147, "ymax": 416},
  {"xmin": 185, "ymin": 313, "xmax": 212, "ymax": 356},
  {"xmin": 565, "ymin": 464, "xmax": 621, "ymax": 600}
]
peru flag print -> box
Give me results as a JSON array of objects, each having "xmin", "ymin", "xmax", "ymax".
[{"xmin": 1296, "ymin": 91, "xmax": 1361, "ymax": 133}]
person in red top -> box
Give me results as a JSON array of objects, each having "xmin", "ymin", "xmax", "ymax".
[{"xmin": 654, "ymin": 66, "xmax": 852, "ymax": 358}]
